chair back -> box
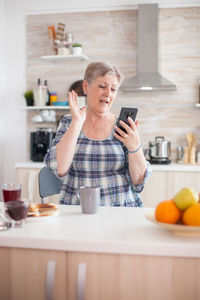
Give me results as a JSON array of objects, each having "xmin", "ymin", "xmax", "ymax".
[{"xmin": 38, "ymin": 167, "xmax": 62, "ymax": 200}]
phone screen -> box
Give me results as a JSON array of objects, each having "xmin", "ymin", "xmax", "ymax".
[{"xmin": 117, "ymin": 107, "xmax": 138, "ymax": 132}]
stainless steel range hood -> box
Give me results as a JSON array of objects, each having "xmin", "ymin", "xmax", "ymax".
[{"xmin": 121, "ymin": 4, "xmax": 176, "ymax": 91}]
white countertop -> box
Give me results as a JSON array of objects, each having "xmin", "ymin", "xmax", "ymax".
[
  {"xmin": 15, "ymin": 162, "xmax": 45, "ymax": 168},
  {"xmin": 0, "ymin": 206, "xmax": 199, "ymax": 258},
  {"xmin": 151, "ymin": 163, "xmax": 200, "ymax": 172},
  {"xmin": 15, "ymin": 161, "xmax": 200, "ymax": 172}
]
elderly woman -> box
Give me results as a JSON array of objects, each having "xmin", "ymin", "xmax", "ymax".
[{"xmin": 45, "ymin": 62, "xmax": 151, "ymax": 206}]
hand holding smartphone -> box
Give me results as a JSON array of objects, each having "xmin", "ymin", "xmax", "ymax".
[{"xmin": 116, "ymin": 107, "xmax": 138, "ymax": 133}]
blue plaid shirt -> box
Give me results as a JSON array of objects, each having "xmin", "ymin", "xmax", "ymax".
[{"xmin": 45, "ymin": 115, "xmax": 152, "ymax": 206}]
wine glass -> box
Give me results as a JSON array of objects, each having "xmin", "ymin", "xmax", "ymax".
[
  {"xmin": 5, "ymin": 199, "xmax": 29, "ymax": 227},
  {"xmin": 0, "ymin": 203, "xmax": 12, "ymax": 231}
]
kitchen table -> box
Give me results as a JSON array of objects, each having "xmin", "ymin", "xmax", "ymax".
[{"xmin": 0, "ymin": 206, "xmax": 200, "ymax": 300}]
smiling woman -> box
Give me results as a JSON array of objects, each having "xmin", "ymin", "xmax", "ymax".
[{"xmin": 45, "ymin": 62, "xmax": 152, "ymax": 207}]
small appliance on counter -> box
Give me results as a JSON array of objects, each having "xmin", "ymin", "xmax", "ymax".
[
  {"xmin": 30, "ymin": 128, "xmax": 55, "ymax": 162},
  {"xmin": 148, "ymin": 136, "xmax": 171, "ymax": 164}
]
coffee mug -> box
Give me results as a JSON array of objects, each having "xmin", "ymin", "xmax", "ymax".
[{"xmin": 78, "ymin": 186, "xmax": 100, "ymax": 214}]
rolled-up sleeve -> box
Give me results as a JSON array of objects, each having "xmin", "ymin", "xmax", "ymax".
[
  {"xmin": 123, "ymin": 146, "xmax": 152, "ymax": 193},
  {"xmin": 131, "ymin": 160, "xmax": 152, "ymax": 193},
  {"xmin": 44, "ymin": 115, "xmax": 71, "ymax": 179}
]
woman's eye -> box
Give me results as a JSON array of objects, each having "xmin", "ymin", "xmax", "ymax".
[
  {"xmin": 111, "ymin": 88, "xmax": 117, "ymax": 92},
  {"xmin": 99, "ymin": 85, "xmax": 105, "ymax": 89}
]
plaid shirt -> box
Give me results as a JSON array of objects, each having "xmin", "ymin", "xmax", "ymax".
[{"xmin": 45, "ymin": 115, "xmax": 152, "ymax": 206}]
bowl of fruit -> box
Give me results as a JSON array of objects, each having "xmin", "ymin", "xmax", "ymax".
[{"xmin": 146, "ymin": 187, "xmax": 200, "ymax": 236}]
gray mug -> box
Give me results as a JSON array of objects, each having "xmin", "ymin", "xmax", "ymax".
[{"xmin": 78, "ymin": 186, "xmax": 100, "ymax": 214}]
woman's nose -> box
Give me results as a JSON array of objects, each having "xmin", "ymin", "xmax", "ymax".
[{"xmin": 104, "ymin": 87, "xmax": 111, "ymax": 97}]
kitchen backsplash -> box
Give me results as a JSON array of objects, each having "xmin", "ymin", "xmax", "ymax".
[{"xmin": 26, "ymin": 7, "xmax": 200, "ymax": 161}]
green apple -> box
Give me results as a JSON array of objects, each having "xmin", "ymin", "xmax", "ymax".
[{"xmin": 174, "ymin": 187, "xmax": 199, "ymax": 210}]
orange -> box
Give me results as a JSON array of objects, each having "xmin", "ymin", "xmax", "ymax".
[
  {"xmin": 182, "ymin": 203, "xmax": 200, "ymax": 226},
  {"xmin": 155, "ymin": 199, "xmax": 181, "ymax": 224}
]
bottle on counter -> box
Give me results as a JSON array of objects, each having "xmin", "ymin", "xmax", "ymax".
[
  {"xmin": 199, "ymin": 79, "xmax": 200, "ymax": 104},
  {"xmin": 44, "ymin": 80, "xmax": 50, "ymax": 105},
  {"xmin": 176, "ymin": 146, "xmax": 184, "ymax": 163},
  {"xmin": 197, "ymin": 151, "xmax": 200, "ymax": 164}
]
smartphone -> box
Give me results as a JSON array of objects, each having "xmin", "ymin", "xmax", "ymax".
[{"xmin": 117, "ymin": 107, "xmax": 138, "ymax": 132}]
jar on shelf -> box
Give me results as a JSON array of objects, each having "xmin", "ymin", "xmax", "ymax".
[
  {"xmin": 49, "ymin": 92, "xmax": 57, "ymax": 105},
  {"xmin": 57, "ymin": 40, "xmax": 70, "ymax": 56},
  {"xmin": 64, "ymin": 32, "xmax": 73, "ymax": 54}
]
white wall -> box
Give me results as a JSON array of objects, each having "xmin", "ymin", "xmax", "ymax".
[
  {"xmin": 0, "ymin": 0, "xmax": 5, "ymax": 198},
  {"xmin": 1, "ymin": 0, "xmax": 199, "ymax": 201},
  {"xmin": 1, "ymin": 1, "xmax": 27, "ymax": 201},
  {"xmin": 3, "ymin": 11, "xmax": 26, "ymax": 181}
]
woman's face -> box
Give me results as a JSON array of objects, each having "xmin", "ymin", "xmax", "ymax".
[{"xmin": 83, "ymin": 73, "xmax": 120, "ymax": 114}]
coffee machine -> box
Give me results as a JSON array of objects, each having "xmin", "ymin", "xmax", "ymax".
[{"xmin": 30, "ymin": 128, "xmax": 55, "ymax": 162}]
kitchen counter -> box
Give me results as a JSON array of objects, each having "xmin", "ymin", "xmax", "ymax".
[
  {"xmin": 0, "ymin": 206, "xmax": 199, "ymax": 258},
  {"xmin": 15, "ymin": 161, "xmax": 45, "ymax": 168},
  {"xmin": 150, "ymin": 162, "xmax": 200, "ymax": 172},
  {"xmin": 15, "ymin": 161, "xmax": 200, "ymax": 172}
]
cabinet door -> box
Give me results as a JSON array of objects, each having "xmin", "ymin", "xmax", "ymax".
[
  {"xmin": 15, "ymin": 168, "xmax": 41, "ymax": 203},
  {"xmin": 141, "ymin": 171, "xmax": 168, "ymax": 207},
  {"xmin": 0, "ymin": 247, "xmax": 67, "ymax": 300},
  {"xmin": 167, "ymin": 171, "xmax": 200, "ymax": 199},
  {"xmin": 0, "ymin": 247, "xmax": 11, "ymax": 300},
  {"xmin": 15, "ymin": 168, "xmax": 60, "ymax": 204},
  {"xmin": 67, "ymin": 251, "xmax": 121, "ymax": 300},
  {"xmin": 67, "ymin": 251, "xmax": 200, "ymax": 300}
]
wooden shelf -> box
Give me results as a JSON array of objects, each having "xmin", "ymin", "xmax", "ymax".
[
  {"xmin": 22, "ymin": 106, "xmax": 70, "ymax": 110},
  {"xmin": 40, "ymin": 54, "xmax": 89, "ymax": 62}
]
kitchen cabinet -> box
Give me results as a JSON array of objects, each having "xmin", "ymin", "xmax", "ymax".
[
  {"xmin": 15, "ymin": 163, "xmax": 60, "ymax": 204},
  {"xmin": 67, "ymin": 251, "xmax": 200, "ymax": 300},
  {"xmin": 1, "ymin": 206, "xmax": 200, "ymax": 300},
  {"xmin": 67, "ymin": 251, "xmax": 120, "ymax": 300},
  {"xmin": 16, "ymin": 166, "xmax": 38, "ymax": 202},
  {"xmin": 141, "ymin": 166, "xmax": 200, "ymax": 207},
  {"xmin": 15, "ymin": 164, "xmax": 42, "ymax": 203},
  {"xmin": 141, "ymin": 171, "xmax": 168, "ymax": 207},
  {"xmin": 0, "ymin": 247, "xmax": 67, "ymax": 300},
  {"xmin": 1, "ymin": 247, "xmax": 199, "ymax": 300},
  {"xmin": 167, "ymin": 171, "xmax": 200, "ymax": 198}
]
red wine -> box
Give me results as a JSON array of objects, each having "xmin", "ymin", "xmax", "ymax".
[
  {"xmin": 6, "ymin": 201, "xmax": 29, "ymax": 221},
  {"xmin": 3, "ymin": 189, "xmax": 21, "ymax": 203}
]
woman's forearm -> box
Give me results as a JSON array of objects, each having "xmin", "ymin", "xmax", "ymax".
[
  {"xmin": 128, "ymin": 148, "xmax": 147, "ymax": 185},
  {"xmin": 56, "ymin": 120, "xmax": 82, "ymax": 176}
]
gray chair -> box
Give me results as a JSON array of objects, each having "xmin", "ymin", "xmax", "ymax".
[{"xmin": 38, "ymin": 167, "xmax": 62, "ymax": 203}]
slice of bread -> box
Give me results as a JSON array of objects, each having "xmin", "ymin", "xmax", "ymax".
[
  {"xmin": 36, "ymin": 203, "xmax": 58, "ymax": 211},
  {"xmin": 28, "ymin": 203, "xmax": 58, "ymax": 217}
]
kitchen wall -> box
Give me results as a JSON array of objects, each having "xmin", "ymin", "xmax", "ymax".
[
  {"xmin": 0, "ymin": 0, "xmax": 4, "ymax": 188},
  {"xmin": 26, "ymin": 7, "xmax": 200, "ymax": 160},
  {"xmin": 1, "ymin": 0, "xmax": 138, "ymax": 201},
  {"xmin": 1, "ymin": 0, "xmax": 200, "ymax": 201}
]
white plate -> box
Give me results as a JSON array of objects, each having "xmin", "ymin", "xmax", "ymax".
[
  {"xmin": 146, "ymin": 212, "xmax": 200, "ymax": 236},
  {"xmin": 27, "ymin": 210, "xmax": 59, "ymax": 222}
]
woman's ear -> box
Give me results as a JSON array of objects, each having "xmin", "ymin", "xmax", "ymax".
[{"xmin": 82, "ymin": 80, "xmax": 88, "ymax": 95}]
